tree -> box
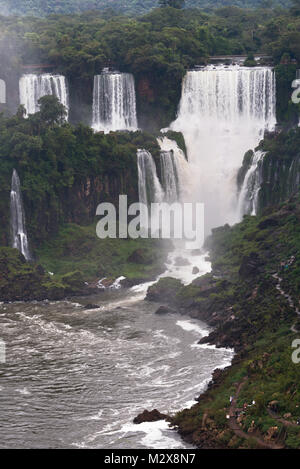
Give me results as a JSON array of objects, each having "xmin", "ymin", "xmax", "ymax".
[
  {"xmin": 158, "ymin": 0, "xmax": 185, "ymax": 9},
  {"xmin": 290, "ymin": 0, "xmax": 300, "ymax": 16},
  {"xmin": 38, "ymin": 96, "xmax": 67, "ymax": 126}
]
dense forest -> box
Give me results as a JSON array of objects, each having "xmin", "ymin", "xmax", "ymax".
[
  {"xmin": 0, "ymin": 0, "xmax": 291, "ymax": 17},
  {"xmin": 0, "ymin": 3, "xmax": 299, "ymax": 127}
]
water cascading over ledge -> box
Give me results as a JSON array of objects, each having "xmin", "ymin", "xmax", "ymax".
[
  {"xmin": 170, "ymin": 65, "xmax": 276, "ymax": 233},
  {"xmin": 10, "ymin": 169, "xmax": 31, "ymax": 261},
  {"xmin": 93, "ymin": 72, "xmax": 138, "ymax": 133},
  {"xmin": 19, "ymin": 74, "xmax": 69, "ymax": 118}
]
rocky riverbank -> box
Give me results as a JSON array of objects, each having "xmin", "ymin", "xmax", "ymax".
[{"xmin": 146, "ymin": 195, "xmax": 300, "ymax": 448}]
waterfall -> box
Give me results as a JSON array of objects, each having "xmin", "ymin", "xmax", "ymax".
[
  {"xmin": 10, "ymin": 169, "xmax": 31, "ymax": 261},
  {"xmin": 157, "ymin": 137, "xmax": 190, "ymax": 203},
  {"xmin": 170, "ymin": 65, "xmax": 276, "ymax": 233},
  {"xmin": 237, "ymin": 150, "xmax": 265, "ymax": 216},
  {"xmin": 137, "ymin": 149, "xmax": 164, "ymax": 206},
  {"xmin": 93, "ymin": 72, "xmax": 138, "ymax": 133},
  {"xmin": 19, "ymin": 74, "xmax": 69, "ymax": 118}
]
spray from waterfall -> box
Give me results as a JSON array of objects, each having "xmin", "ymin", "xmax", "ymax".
[
  {"xmin": 10, "ymin": 169, "xmax": 31, "ymax": 261},
  {"xmin": 19, "ymin": 74, "xmax": 69, "ymax": 119},
  {"xmin": 170, "ymin": 65, "xmax": 276, "ymax": 233},
  {"xmin": 93, "ymin": 72, "xmax": 138, "ymax": 133}
]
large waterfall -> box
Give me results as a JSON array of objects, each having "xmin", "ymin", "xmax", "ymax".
[
  {"xmin": 170, "ymin": 65, "xmax": 276, "ymax": 233},
  {"xmin": 93, "ymin": 72, "xmax": 138, "ymax": 133},
  {"xmin": 19, "ymin": 74, "xmax": 69, "ymax": 118},
  {"xmin": 10, "ymin": 169, "xmax": 31, "ymax": 261}
]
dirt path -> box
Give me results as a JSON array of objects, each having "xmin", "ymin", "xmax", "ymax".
[
  {"xmin": 228, "ymin": 378, "xmax": 284, "ymax": 449},
  {"xmin": 267, "ymin": 408, "xmax": 299, "ymax": 428},
  {"xmin": 272, "ymin": 272, "xmax": 300, "ymax": 332}
]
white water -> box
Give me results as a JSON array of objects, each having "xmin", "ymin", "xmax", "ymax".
[
  {"xmin": 170, "ymin": 65, "xmax": 276, "ymax": 232},
  {"xmin": 238, "ymin": 150, "xmax": 265, "ymax": 216},
  {"xmin": 10, "ymin": 169, "xmax": 31, "ymax": 261},
  {"xmin": 137, "ymin": 149, "xmax": 164, "ymax": 206},
  {"xmin": 92, "ymin": 72, "xmax": 138, "ymax": 133},
  {"xmin": 19, "ymin": 74, "xmax": 69, "ymax": 118}
]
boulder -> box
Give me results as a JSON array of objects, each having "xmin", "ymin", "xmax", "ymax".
[
  {"xmin": 155, "ymin": 305, "xmax": 177, "ymax": 315},
  {"xmin": 192, "ymin": 266, "xmax": 200, "ymax": 275},
  {"xmin": 84, "ymin": 304, "xmax": 100, "ymax": 310},
  {"xmin": 174, "ymin": 257, "xmax": 190, "ymax": 267},
  {"xmin": 133, "ymin": 409, "xmax": 169, "ymax": 424},
  {"xmin": 146, "ymin": 277, "xmax": 183, "ymax": 304}
]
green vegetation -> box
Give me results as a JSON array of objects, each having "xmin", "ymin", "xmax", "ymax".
[
  {"xmin": 36, "ymin": 222, "xmax": 169, "ymax": 282},
  {"xmin": 164, "ymin": 194, "xmax": 300, "ymax": 448},
  {"xmin": 0, "ymin": 0, "xmax": 290, "ymax": 17},
  {"xmin": 0, "ymin": 4, "xmax": 299, "ymax": 126},
  {"xmin": 0, "ymin": 96, "xmax": 161, "ymax": 247},
  {"xmin": 0, "ymin": 246, "xmax": 86, "ymax": 300}
]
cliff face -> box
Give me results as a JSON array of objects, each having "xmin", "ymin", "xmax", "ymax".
[
  {"xmin": 259, "ymin": 153, "xmax": 300, "ymax": 211},
  {"xmin": 22, "ymin": 168, "xmax": 139, "ymax": 247}
]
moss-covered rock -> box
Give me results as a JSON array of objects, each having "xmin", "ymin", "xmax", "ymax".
[{"xmin": 146, "ymin": 277, "xmax": 183, "ymax": 303}]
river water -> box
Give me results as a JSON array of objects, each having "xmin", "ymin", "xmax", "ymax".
[{"xmin": 0, "ymin": 251, "xmax": 233, "ymax": 449}]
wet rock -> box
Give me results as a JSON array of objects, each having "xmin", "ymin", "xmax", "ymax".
[
  {"xmin": 174, "ymin": 257, "xmax": 190, "ymax": 267},
  {"xmin": 155, "ymin": 305, "xmax": 177, "ymax": 315},
  {"xmin": 192, "ymin": 266, "xmax": 200, "ymax": 275},
  {"xmin": 146, "ymin": 277, "xmax": 183, "ymax": 304},
  {"xmin": 84, "ymin": 304, "xmax": 100, "ymax": 310},
  {"xmin": 133, "ymin": 409, "xmax": 169, "ymax": 424}
]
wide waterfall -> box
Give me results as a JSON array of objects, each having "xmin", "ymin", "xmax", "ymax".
[
  {"xmin": 10, "ymin": 169, "xmax": 31, "ymax": 261},
  {"xmin": 19, "ymin": 74, "xmax": 69, "ymax": 118},
  {"xmin": 171, "ymin": 65, "xmax": 276, "ymax": 233},
  {"xmin": 93, "ymin": 72, "xmax": 138, "ymax": 133},
  {"xmin": 237, "ymin": 150, "xmax": 265, "ymax": 216}
]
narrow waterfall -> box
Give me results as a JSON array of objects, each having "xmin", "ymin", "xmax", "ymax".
[
  {"xmin": 93, "ymin": 72, "xmax": 138, "ymax": 133},
  {"xmin": 237, "ymin": 150, "xmax": 265, "ymax": 216},
  {"xmin": 157, "ymin": 136, "xmax": 190, "ymax": 203},
  {"xmin": 10, "ymin": 169, "xmax": 31, "ymax": 261},
  {"xmin": 137, "ymin": 149, "xmax": 164, "ymax": 206},
  {"xmin": 19, "ymin": 74, "xmax": 69, "ymax": 118},
  {"xmin": 171, "ymin": 65, "xmax": 276, "ymax": 233}
]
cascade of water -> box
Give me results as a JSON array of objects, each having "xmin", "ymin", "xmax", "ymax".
[
  {"xmin": 137, "ymin": 149, "xmax": 164, "ymax": 206},
  {"xmin": 19, "ymin": 74, "xmax": 69, "ymax": 118},
  {"xmin": 157, "ymin": 136, "xmax": 191, "ymax": 203},
  {"xmin": 237, "ymin": 150, "xmax": 265, "ymax": 216},
  {"xmin": 93, "ymin": 72, "xmax": 138, "ymax": 133},
  {"xmin": 170, "ymin": 65, "xmax": 276, "ymax": 232},
  {"xmin": 10, "ymin": 169, "xmax": 31, "ymax": 261}
]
